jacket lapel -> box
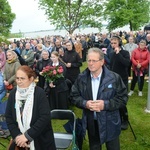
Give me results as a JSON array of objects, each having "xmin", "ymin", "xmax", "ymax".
[{"xmin": 86, "ymin": 75, "xmax": 93, "ymax": 100}]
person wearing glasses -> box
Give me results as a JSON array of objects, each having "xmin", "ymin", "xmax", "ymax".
[
  {"xmin": 5, "ymin": 65, "xmax": 56, "ymax": 150},
  {"xmin": 71, "ymin": 48, "xmax": 128, "ymax": 150},
  {"xmin": 3, "ymin": 50, "xmax": 21, "ymax": 97}
]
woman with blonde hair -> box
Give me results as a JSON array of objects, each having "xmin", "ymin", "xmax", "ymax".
[
  {"xmin": 74, "ymin": 38, "xmax": 83, "ymax": 58},
  {"xmin": 3, "ymin": 50, "xmax": 21, "ymax": 97}
]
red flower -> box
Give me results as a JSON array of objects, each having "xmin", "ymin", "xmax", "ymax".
[
  {"xmin": 42, "ymin": 65, "xmax": 64, "ymax": 82},
  {"xmin": 53, "ymin": 70, "xmax": 57, "ymax": 75},
  {"xmin": 58, "ymin": 68, "xmax": 63, "ymax": 74}
]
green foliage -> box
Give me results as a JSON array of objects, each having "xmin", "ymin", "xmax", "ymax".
[
  {"xmin": 38, "ymin": 0, "xmax": 103, "ymax": 34},
  {"xmin": 0, "ymin": 37, "xmax": 9, "ymax": 45},
  {"xmin": 0, "ymin": 0, "xmax": 15, "ymax": 37},
  {"xmin": 104, "ymin": 0, "xmax": 150, "ymax": 31}
]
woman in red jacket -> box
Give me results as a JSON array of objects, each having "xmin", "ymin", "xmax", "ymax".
[{"xmin": 128, "ymin": 40, "xmax": 149, "ymax": 96}]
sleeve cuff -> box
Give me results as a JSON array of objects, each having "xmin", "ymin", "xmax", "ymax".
[
  {"xmin": 104, "ymin": 100, "xmax": 109, "ymax": 110},
  {"xmin": 83, "ymin": 100, "xmax": 87, "ymax": 108},
  {"xmin": 24, "ymin": 131, "xmax": 33, "ymax": 142}
]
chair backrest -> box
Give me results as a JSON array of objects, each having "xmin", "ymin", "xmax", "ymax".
[
  {"xmin": 51, "ymin": 109, "xmax": 76, "ymax": 131},
  {"xmin": 51, "ymin": 109, "xmax": 77, "ymax": 149}
]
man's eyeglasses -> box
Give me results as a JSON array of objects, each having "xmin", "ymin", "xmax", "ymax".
[
  {"xmin": 111, "ymin": 42, "xmax": 117, "ymax": 45},
  {"xmin": 87, "ymin": 60, "xmax": 100, "ymax": 63},
  {"xmin": 16, "ymin": 77, "xmax": 26, "ymax": 81}
]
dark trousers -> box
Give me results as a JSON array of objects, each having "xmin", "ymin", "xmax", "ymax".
[
  {"xmin": 87, "ymin": 121, "xmax": 120, "ymax": 150},
  {"xmin": 82, "ymin": 49, "xmax": 87, "ymax": 62},
  {"xmin": 128, "ymin": 61, "xmax": 132, "ymax": 77},
  {"xmin": 119, "ymin": 79, "xmax": 128, "ymax": 122},
  {"xmin": 130, "ymin": 71, "xmax": 145, "ymax": 91},
  {"xmin": 119, "ymin": 106, "xmax": 128, "ymax": 122}
]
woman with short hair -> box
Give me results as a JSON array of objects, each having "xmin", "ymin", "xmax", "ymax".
[
  {"xmin": 35, "ymin": 50, "xmax": 51, "ymax": 89},
  {"xmin": 5, "ymin": 65, "xmax": 56, "ymax": 150},
  {"xmin": 128, "ymin": 40, "xmax": 149, "ymax": 96}
]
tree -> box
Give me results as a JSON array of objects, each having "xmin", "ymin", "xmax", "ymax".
[
  {"xmin": 0, "ymin": 0, "xmax": 15, "ymax": 37},
  {"xmin": 38, "ymin": 0, "xmax": 103, "ymax": 34},
  {"xmin": 103, "ymin": 0, "xmax": 150, "ymax": 31}
]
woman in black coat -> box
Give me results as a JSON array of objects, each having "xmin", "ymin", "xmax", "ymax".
[
  {"xmin": 5, "ymin": 66, "xmax": 56, "ymax": 150},
  {"xmin": 45, "ymin": 51, "xmax": 69, "ymax": 110},
  {"xmin": 62, "ymin": 41, "xmax": 82, "ymax": 84},
  {"xmin": 35, "ymin": 50, "xmax": 51, "ymax": 89}
]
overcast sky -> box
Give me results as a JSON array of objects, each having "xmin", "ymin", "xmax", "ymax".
[
  {"xmin": 7, "ymin": 0, "xmax": 131, "ymax": 34},
  {"xmin": 7, "ymin": 0, "xmax": 54, "ymax": 33}
]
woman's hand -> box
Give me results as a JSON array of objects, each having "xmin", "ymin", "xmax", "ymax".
[
  {"xmin": 66, "ymin": 63, "xmax": 71, "ymax": 68},
  {"xmin": 15, "ymin": 134, "xmax": 28, "ymax": 148},
  {"xmin": 137, "ymin": 63, "xmax": 141, "ymax": 68},
  {"xmin": 39, "ymin": 72, "xmax": 43, "ymax": 75},
  {"xmin": 49, "ymin": 82, "xmax": 55, "ymax": 88}
]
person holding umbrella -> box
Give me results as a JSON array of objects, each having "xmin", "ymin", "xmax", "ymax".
[{"xmin": 128, "ymin": 40, "xmax": 149, "ymax": 96}]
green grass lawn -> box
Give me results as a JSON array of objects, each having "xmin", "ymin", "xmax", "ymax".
[{"xmin": 0, "ymin": 63, "xmax": 150, "ymax": 150}]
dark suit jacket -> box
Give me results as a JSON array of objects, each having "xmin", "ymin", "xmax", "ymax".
[{"xmin": 103, "ymin": 38, "xmax": 110, "ymax": 48}]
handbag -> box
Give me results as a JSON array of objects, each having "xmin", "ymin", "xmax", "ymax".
[
  {"xmin": 5, "ymin": 84, "xmax": 13, "ymax": 90},
  {"xmin": 8, "ymin": 139, "xmax": 29, "ymax": 150}
]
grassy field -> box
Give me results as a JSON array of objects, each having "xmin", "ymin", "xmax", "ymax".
[{"xmin": 0, "ymin": 63, "xmax": 150, "ymax": 150}]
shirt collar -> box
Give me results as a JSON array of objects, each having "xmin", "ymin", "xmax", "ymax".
[
  {"xmin": 91, "ymin": 69, "xmax": 103, "ymax": 80},
  {"xmin": 52, "ymin": 62, "xmax": 59, "ymax": 66}
]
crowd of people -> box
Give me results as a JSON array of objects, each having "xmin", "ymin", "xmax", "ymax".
[{"xmin": 0, "ymin": 29, "xmax": 149, "ymax": 150}]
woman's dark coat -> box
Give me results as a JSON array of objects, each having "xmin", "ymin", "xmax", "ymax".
[
  {"xmin": 5, "ymin": 86, "xmax": 56, "ymax": 150},
  {"xmin": 46, "ymin": 61, "xmax": 69, "ymax": 110}
]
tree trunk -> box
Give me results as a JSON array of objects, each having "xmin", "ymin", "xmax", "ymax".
[
  {"xmin": 68, "ymin": 28, "xmax": 74, "ymax": 34},
  {"xmin": 129, "ymin": 20, "xmax": 133, "ymax": 31}
]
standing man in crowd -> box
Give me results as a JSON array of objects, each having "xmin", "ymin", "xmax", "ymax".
[
  {"xmin": 109, "ymin": 36, "xmax": 130, "ymax": 130},
  {"xmin": 21, "ymin": 43, "xmax": 34, "ymax": 68},
  {"xmin": 80, "ymin": 36, "xmax": 88, "ymax": 62},
  {"xmin": 102, "ymin": 33, "xmax": 110, "ymax": 48},
  {"xmin": 52, "ymin": 39, "xmax": 66, "ymax": 53},
  {"xmin": 124, "ymin": 36, "xmax": 138, "ymax": 57},
  {"xmin": 124, "ymin": 36, "xmax": 138, "ymax": 83},
  {"xmin": 71, "ymin": 48, "xmax": 128, "ymax": 150}
]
